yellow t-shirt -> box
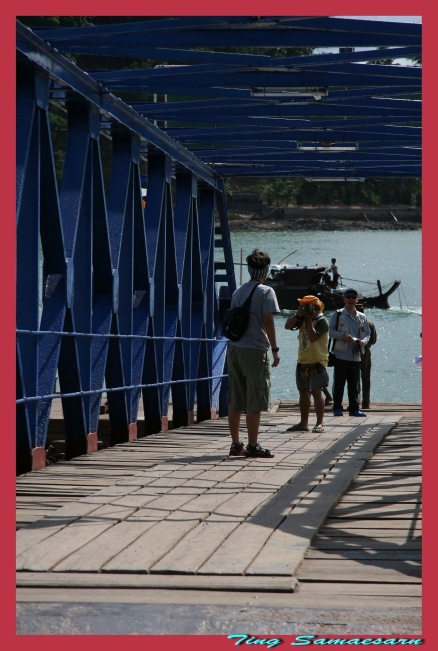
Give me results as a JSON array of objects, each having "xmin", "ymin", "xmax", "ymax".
[{"xmin": 297, "ymin": 316, "xmax": 329, "ymax": 366}]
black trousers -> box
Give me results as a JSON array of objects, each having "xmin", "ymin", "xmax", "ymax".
[
  {"xmin": 359, "ymin": 349, "xmax": 372, "ymax": 408},
  {"xmin": 333, "ymin": 358, "xmax": 361, "ymax": 412}
]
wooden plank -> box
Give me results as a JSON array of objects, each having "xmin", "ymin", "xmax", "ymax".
[
  {"xmin": 312, "ymin": 536, "xmax": 422, "ymax": 550},
  {"xmin": 296, "ymin": 559, "xmax": 421, "ymax": 583},
  {"xmin": 318, "ymin": 527, "xmax": 421, "ymax": 538},
  {"xmin": 53, "ymin": 520, "xmax": 158, "ymax": 572},
  {"xmin": 338, "ymin": 493, "xmax": 421, "ymax": 503},
  {"xmin": 322, "ymin": 518, "xmax": 421, "ymax": 529},
  {"xmin": 196, "ymin": 480, "xmax": 324, "ymax": 575},
  {"xmin": 16, "ymin": 501, "xmax": 110, "ymax": 554},
  {"xmin": 306, "ymin": 549, "xmax": 421, "ymax": 560},
  {"xmin": 151, "ymin": 517, "xmax": 242, "ymax": 573},
  {"xmin": 296, "ymin": 581, "xmax": 421, "ymax": 597},
  {"xmin": 127, "ymin": 491, "xmax": 209, "ymax": 521},
  {"xmin": 16, "ymin": 571, "xmax": 298, "ymax": 592},
  {"xmin": 17, "ymin": 505, "xmax": 138, "ymax": 571},
  {"xmin": 102, "ymin": 516, "xmax": 210, "ymax": 572},
  {"xmin": 246, "ymin": 425, "xmax": 396, "ymax": 577},
  {"xmin": 329, "ymin": 503, "xmax": 420, "ymax": 518}
]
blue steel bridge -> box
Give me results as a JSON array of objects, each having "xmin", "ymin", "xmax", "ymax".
[{"xmin": 16, "ymin": 17, "xmax": 421, "ymax": 474}]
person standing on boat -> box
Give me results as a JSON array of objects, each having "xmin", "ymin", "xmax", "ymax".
[
  {"xmin": 284, "ymin": 295, "xmax": 329, "ymax": 433},
  {"xmin": 329, "ymin": 288, "xmax": 370, "ymax": 417},
  {"xmin": 227, "ymin": 249, "xmax": 281, "ymax": 458},
  {"xmin": 328, "ymin": 258, "xmax": 341, "ymax": 288},
  {"xmin": 356, "ymin": 304, "xmax": 377, "ymax": 410}
]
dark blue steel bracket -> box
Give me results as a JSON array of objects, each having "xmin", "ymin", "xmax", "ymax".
[{"xmin": 16, "ymin": 23, "xmax": 234, "ymax": 474}]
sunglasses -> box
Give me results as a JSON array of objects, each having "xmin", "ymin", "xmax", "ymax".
[{"xmin": 344, "ymin": 294, "xmax": 357, "ymax": 299}]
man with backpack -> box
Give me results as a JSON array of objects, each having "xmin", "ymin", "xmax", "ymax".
[
  {"xmin": 329, "ymin": 288, "xmax": 371, "ymax": 417},
  {"xmin": 226, "ymin": 249, "xmax": 280, "ymax": 458}
]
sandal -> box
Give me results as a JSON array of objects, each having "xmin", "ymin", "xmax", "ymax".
[
  {"xmin": 312, "ymin": 425, "xmax": 325, "ymax": 433},
  {"xmin": 286, "ymin": 424, "xmax": 310, "ymax": 432},
  {"xmin": 229, "ymin": 442, "xmax": 246, "ymax": 457},
  {"xmin": 245, "ymin": 443, "xmax": 274, "ymax": 458}
]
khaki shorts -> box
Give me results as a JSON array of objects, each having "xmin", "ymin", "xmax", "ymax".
[
  {"xmin": 296, "ymin": 363, "xmax": 329, "ymax": 393},
  {"xmin": 227, "ymin": 346, "xmax": 271, "ymax": 412}
]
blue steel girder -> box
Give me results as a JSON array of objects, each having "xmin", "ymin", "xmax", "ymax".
[
  {"xmin": 29, "ymin": 43, "xmax": 421, "ymax": 67},
  {"xmin": 92, "ymin": 62, "xmax": 420, "ymax": 85},
  {"xmin": 134, "ymin": 101, "xmax": 421, "ymax": 124},
  {"xmin": 171, "ymin": 173, "xmax": 194, "ymax": 424},
  {"xmin": 17, "ymin": 65, "xmax": 67, "ymax": 456},
  {"xmin": 17, "ymin": 22, "xmax": 221, "ymax": 191},
  {"xmin": 34, "ymin": 16, "xmax": 421, "ymax": 50},
  {"xmin": 21, "ymin": 17, "xmax": 422, "ymax": 181},
  {"xmin": 105, "ymin": 129, "xmax": 137, "ymax": 436},
  {"xmin": 140, "ymin": 152, "xmax": 174, "ymax": 430},
  {"xmin": 166, "ymin": 124, "xmax": 421, "ymax": 140},
  {"xmin": 16, "ymin": 23, "xmax": 236, "ymax": 471},
  {"xmin": 16, "ymin": 66, "xmax": 43, "ymax": 455},
  {"xmin": 196, "ymin": 188, "xmax": 217, "ymax": 420},
  {"xmin": 57, "ymin": 99, "xmax": 98, "ymax": 449}
]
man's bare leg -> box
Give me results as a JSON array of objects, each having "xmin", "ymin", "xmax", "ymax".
[
  {"xmin": 298, "ymin": 391, "xmax": 311, "ymax": 429},
  {"xmin": 246, "ymin": 411, "xmax": 261, "ymax": 447},
  {"xmin": 228, "ymin": 408, "xmax": 242, "ymax": 444},
  {"xmin": 312, "ymin": 388, "xmax": 325, "ymax": 427}
]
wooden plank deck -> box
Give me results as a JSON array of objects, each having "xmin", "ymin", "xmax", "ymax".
[
  {"xmin": 295, "ymin": 412, "xmax": 421, "ymax": 615},
  {"xmin": 16, "ymin": 402, "xmax": 422, "ymax": 634}
]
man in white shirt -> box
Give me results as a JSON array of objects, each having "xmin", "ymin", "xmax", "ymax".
[{"xmin": 329, "ymin": 288, "xmax": 370, "ymax": 417}]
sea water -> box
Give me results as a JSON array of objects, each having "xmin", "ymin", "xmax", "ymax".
[{"xmin": 230, "ymin": 229, "xmax": 422, "ymax": 404}]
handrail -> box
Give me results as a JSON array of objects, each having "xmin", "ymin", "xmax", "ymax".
[
  {"xmin": 16, "ymin": 373, "xmax": 228, "ymax": 404},
  {"xmin": 16, "ymin": 329, "xmax": 222, "ymax": 343}
]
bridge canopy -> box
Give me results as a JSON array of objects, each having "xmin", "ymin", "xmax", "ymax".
[
  {"xmin": 15, "ymin": 16, "xmax": 421, "ymax": 474},
  {"xmin": 30, "ymin": 15, "xmax": 421, "ymax": 180}
]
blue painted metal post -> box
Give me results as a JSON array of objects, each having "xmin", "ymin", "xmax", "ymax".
[
  {"xmin": 141, "ymin": 151, "xmax": 173, "ymax": 433},
  {"xmin": 16, "ymin": 23, "xmax": 238, "ymax": 473},
  {"xmin": 196, "ymin": 186, "xmax": 217, "ymax": 422},
  {"xmin": 57, "ymin": 99, "xmax": 97, "ymax": 458}
]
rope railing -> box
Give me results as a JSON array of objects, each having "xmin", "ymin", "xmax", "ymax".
[
  {"xmin": 16, "ymin": 329, "xmax": 229, "ymax": 404},
  {"xmin": 16, "ymin": 373, "xmax": 228, "ymax": 405},
  {"xmin": 16, "ymin": 329, "xmax": 223, "ymax": 343}
]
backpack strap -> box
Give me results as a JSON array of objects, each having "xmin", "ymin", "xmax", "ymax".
[
  {"xmin": 242, "ymin": 282, "xmax": 259, "ymax": 308},
  {"xmin": 329, "ymin": 309, "xmax": 341, "ymax": 351}
]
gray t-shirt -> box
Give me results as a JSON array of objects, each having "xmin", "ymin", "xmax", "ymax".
[{"xmin": 229, "ymin": 280, "xmax": 280, "ymax": 350}]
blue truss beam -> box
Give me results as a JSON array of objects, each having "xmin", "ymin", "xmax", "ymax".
[{"xmin": 17, "ymin": 22, "xmax": 221, "ymax": 190}]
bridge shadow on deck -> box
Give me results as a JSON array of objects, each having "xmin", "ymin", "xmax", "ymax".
[{"xmin": 16, "ymin": 406, "xmax": 421, "ymax": 589}]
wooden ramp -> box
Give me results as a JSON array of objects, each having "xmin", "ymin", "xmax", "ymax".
[
  {"xmin": 295, "ymin": 412, "xmax": 421, "ymax": 616},
  {"xmin": 17, "ymin": 403, "xmax": 421, "ymax": 607}
]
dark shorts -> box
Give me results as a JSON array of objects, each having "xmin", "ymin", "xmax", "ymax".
[
  {"xmin": 227, "ymin": 346, "xmax": 271, "ymax": 412},
  {"xmin": 296, "ymin": 363, "xmax": 329, "ymax": 393}
]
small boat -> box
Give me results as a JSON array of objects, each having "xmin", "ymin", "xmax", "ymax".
[{"xmin": 265, "ymin": 264, "xmax": 401, "ymax": 311}]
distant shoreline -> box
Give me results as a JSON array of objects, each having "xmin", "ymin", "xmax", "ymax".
[
  {"xmin": 225, "ymin": 204, "xmax": 421, "ymax": 231},
  {"xmin": 227, "ymin": 218, "xmax": 421, "ymax": 232}
]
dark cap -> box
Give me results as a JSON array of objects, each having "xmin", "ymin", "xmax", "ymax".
[{"xmin": 343, "ymin": 287, "xmax": 358, "ymax": 297}]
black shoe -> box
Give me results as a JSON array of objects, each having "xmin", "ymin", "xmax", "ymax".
[
  {"xmin": 229, "ymin": 442, "xmax": 246, "ymax": 456},
  {"xmin": 245, "ymin": 443, "xmax": 274, "ymax": 458}
]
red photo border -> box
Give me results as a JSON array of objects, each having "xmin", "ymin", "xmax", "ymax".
[{"xmin": 3, "ymin": 2, "xmax": 431, "ymax": 648}]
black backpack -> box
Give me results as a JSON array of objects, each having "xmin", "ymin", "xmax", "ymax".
[{"xmin": 221, "ymin": 284, "xmax": 259, "ymax": 342}]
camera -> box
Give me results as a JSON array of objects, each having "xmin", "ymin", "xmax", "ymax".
[{"xmin": 304, "ymin": 304, "xmax": 317, "ymax": 315}]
